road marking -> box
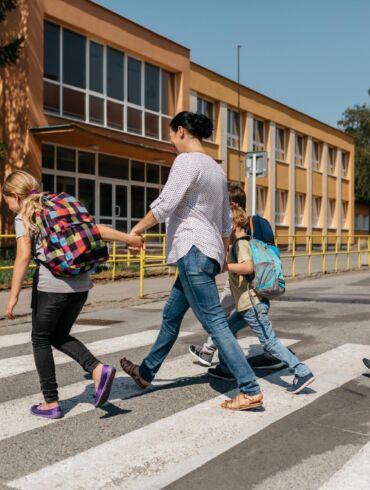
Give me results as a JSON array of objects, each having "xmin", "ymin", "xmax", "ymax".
[
  {"xmin": 7, "ymin": 344, "xmax": 367, "ymax": 490},
  {"xmin": 0, "ymin": 330, "xmax": 193, "ymax": 379},
  {"xmin": 0, "ymin": 324, "xmax": 109, "ymax": 349},
  {"xmin": 0, "ymin": 337, "xmax": 298, "ymax": 441},
  {"xmin": 319, "ymin": 440, "xmax": 370, "ymax": 489}
]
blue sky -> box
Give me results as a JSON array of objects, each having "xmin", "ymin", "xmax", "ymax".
[{"xmin": 94, "ymin": 0, "xmax": 370, "ymax": 128}]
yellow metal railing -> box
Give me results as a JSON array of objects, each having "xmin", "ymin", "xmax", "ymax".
[{"xmin": 1, "ymin": 233, "xmax": 370, "ymax": 298}]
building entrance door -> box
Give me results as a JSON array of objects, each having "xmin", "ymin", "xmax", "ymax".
[{"xmin": 99, "ymin": 181, "xmax": 128, "ymax": 231}]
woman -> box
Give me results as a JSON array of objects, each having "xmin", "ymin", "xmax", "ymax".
[
  {"xmin": 121, "ymin": 111, "xmax": 263, "ymax": 411},
  {"xmin": 3, "ymin": 170, "xmax": 143, "ymax": 419}
]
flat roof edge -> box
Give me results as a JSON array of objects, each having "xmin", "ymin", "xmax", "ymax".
[{"xmin": 191, "ymin": 62, "xmax": 354, "ymax": 143}]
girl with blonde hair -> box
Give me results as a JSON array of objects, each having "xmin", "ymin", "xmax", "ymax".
[{"xmin": 2, "ymin": 169, "xmax": 143, "ymax": 419}]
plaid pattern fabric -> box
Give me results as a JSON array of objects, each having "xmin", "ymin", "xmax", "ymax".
[{"xmin": 34, "ymin": 193, "xmax": 109, "ymax": 277}]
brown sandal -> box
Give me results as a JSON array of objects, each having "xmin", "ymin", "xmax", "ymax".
[
  {"xmin": 120, "ymin": 357, "xmax": 150, "ymax": 389},
  {"xmin": 221, "ymin": 392, "xmax": 263, "ymax": 411}
]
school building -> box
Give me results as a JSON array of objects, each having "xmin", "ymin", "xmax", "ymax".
[{"xmin": 0, "ymin": 0, "xmax": 360, "ymax": 244}]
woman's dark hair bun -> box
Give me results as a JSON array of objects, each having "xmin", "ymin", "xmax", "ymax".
[{"xmin": 170, "ymin": 111, "xmax": 213, "ymax": 140}]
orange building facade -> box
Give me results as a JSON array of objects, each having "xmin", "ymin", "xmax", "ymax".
[{"xmin": 0, "ymin": 0, "xmax": 356, "ymax": 242}]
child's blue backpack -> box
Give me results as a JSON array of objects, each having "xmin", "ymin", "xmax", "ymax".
[{"xmin": 246, "ymin": 216, "xmax": 285, "ymax": 299}]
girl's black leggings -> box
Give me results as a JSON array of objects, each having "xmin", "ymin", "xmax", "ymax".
[{"xmin": 31, "ymin": 291, "xmax": 100, "ymax": 403}]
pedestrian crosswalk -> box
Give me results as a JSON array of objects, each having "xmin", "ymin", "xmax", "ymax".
[{"xmin": 0, "ymin": 316, "xmax": 369, "ymax": 490}]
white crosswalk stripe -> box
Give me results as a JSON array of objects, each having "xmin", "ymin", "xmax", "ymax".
[
  {"xmin": 5, "ymin": 343, "xmax": 369, "ymax": 490},
  {"xmin": 0, "ymin": 330, "xmax": 193, "ymax": 379},
  {"xmin": 0, "ymin": 336, "xmax": 298, "ymax": 441},
  {"xmin": 0, "ymin": 324, "xmax": 109, "ymax": 349}
]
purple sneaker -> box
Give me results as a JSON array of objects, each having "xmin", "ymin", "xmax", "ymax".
[
  {"xmin": 95, "ymin": 364, "xmax": 116, "ymax": 408},
  {"xmin": 30, "ymin": 404, "xmax": 63, "ymax": 419}
]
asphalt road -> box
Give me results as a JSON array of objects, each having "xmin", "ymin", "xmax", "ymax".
[{"xmin": 0, "ymin": 270, "xmax": 369, "ymax": 489}]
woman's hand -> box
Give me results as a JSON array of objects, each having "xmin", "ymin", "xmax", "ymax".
[
  {"xmin": 128, "ymin": 234, "xmax": 145, "ymax": 249},
  {"xmin": 5, "ymin": 295, "xmax": 18, "ymax": 320}
]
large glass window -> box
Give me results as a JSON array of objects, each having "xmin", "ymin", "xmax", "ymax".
[
  {"xmin": 43, "ymin": 22, "xmax": 175, "ymax": 142},
  {"xmin": 328, "ymin": 146, "xmax": 336, "ymax": 175},
  {"xmin": 57, "ymin": 147, "xmax": 76, "ymax": 172},
  {"xmin": 312, "ymin": 141, "xmax": 321, "ymax": 171},
  {"xmin": 341, "ymin": 201, "xmax": 348, "ymax": 228},
  {"xmin": 197, "ymin": 97, "xmax": 215, "ymax": 141},
  {"xmin": 131, "ymin": 186, "xmax": 145, "ymax": 218},
  {"xmin": 145, "ymin": 63, "xmax": 160, "ymax": 112},
  {"xmin": 253, "ymin": 119, "xmax": 265, "ymax": 151},
  {"xmin": 295, "ymin": 193, "xmax": 306, "ymax": 226},
  {"xmin": 128, "ymin": 57, "xmax": 141, "ymax": 105},
  {"xmin": 63, "ymin": 29, "xmax": 86, "ymax": 88},
  {"xmin": 98, "ymin": 154, "xmax": 128, "ymax": 180},
  {"xmin": 275, "ymin": 190, "xmax": 288, "ymax": 225},
  {"xmin": 313, "ymin": 196, "xmax": 322, "ymax": 227},
  {"xmin": 342, "ymin": 152, "xmax": 349, "ymax": 178},
  {"xmin": 79, "ymin": 179, "xmax": 95, "ymax": 214},
  {"xmin": 227, "ymin": 109, "xmax": 240, "ymax": 149},
  {"xmin": 78, "ymin": 151, "xmax": 95, "ymax": 174},
  {"xmin": 42, "ymin": 173, "xmax": 54, "ymax": 193},
  {"xmin": 107, "ymin": 48, "xmax": 124, "ymax": 101},
  {"xmin": 131, "ymin": 161, "xmax": 145, "ymax": 182},
  {"xmin": 42, "ymin": 144, "xmax": 55, "ymax": 169},
  {"xmin": 328, "ymin": 199, "xmax": 336, "ymax": 228},
  {"xmin": 295, "ymin": 134, "xmax": 305, "ymax": 167},
  {"xmin": 57, "ymin": 175, "xmax": 76, "ymax": 195},
  {"xmin": 44, "ymin": 21, "xmax": 60, "ymax": 81},
  {"xmin": 275, "ymin": 127, "xmax": 286, "ymax": 161},
  {"xmin": 89, "ymin": 41, "xmax": 103, "ymax": 93}
]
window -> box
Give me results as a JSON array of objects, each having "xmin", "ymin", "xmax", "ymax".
[
  {"xmin": 78, "ymin": 151, "xmax": 95, "ymax": 174},
  {"xmin": 355, "ymin": 215, "xmax": 369, "ymax": 231},
  {"xmin": 342, "ymin": 152, "xmax": 348, "ymax": 178},
  {"xmin": 197, "ymin": 97, "xmax": 215, "ymax": 141},
  {"xmin": 89, "ymin": 42, "xmax": 103, "ymax": 94},
  {"xmin": 275, "ymin": 190, "xmax": 288, "ymax": 225},
  {"xmin": 79, "ymin": 179, "xmax": 95, "ymax": 215},
  {"xmin": 257, "ymin": 187, "xmax": 266, "ymax": 217},
  {"xmin": 44, "ymin": 21, "xmax": 60, "ymax": 81},
  {"xmin": 43, "ymin": 22, "xmax": 175, "ymax": 141},
  {"xmin": 253, "ymin": 119, "xmax": 265, "ymax": 151},
  {"xmin": 63, "ymin": 29, "xmax": 86, "ymax": 88},
  {"xmin": 57, "ymin": 147, "xmax": 75, "ymax": 172},
  {"xmin": 295, "ymin": 134, "xmax": 305, "ymax": 167},
  {"xmin": 42, "ymin": 144, "xmax": 55, "ymax": 169},
  {"xmin": 341, "ymin": 201, "xmax": 348, "ymax": 229},
  {"xmin": 107, "ymin": 47, "xmax": 124, "ymax": 101},
  {"xmin": 295, "ymin": 193, "xmax": 306, "ymax": 226},
  {"xmin": 275, "ymin": 127, "xmax": 286, "ymax": 161},
  {"xmin": 328, "ymin": 147, "xmax": 336, "ymax": 175},
  {"xmin": 312, "ymin": 196, "xmax": 322, "ymax": 227},
  {"xmin": 328, "ymin": 199, "xmax": 336, "ymax": 228},
  {"xmin": 131, "ymin": 161, "xmax": 145, "ymax": 182},
  {"xmin": 312, "ymin": 140, "xmax": 321, "ymax": 171},
  {"xmin": 227, "ymin": 109, "xmax": 240, "ymax": 148},
  {"xmin": 98, "ymin": 154, "xmax": 128, "ymax": 180}
]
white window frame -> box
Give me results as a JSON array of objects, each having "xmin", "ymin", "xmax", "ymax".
[
  {"xmin": 295, "ymin": 134, "xmax": 305, "ymax": 167},
  {"xmin": 275, "ymin": 126, "xmax": 286, "ymax": 162},
  {"xmin": 312, "ymin": 140, "xmax": 321, "ymax": 171},
  {"xmin": 295, "ymin": 193, "xmax": 306, "ymax": 226},
  {"xmin": 197, "ymin": 96, "xmax": 215, "ymax": 142},
  {"xmin": 328, "ymin": 198, "xmax": 336, "ymax": 228},
  {"xmin": 43, "ymin": 21, "xmax": 176, "ymax": 143},
  {"xmin": 253, "ymin": 118, "xmax": 265, "ymax": 151},
  {"xmin": 328, "ymin": 147, "xmax": 336, "ymax": 175},
  {"xmin": 312, "ymin": 196, "xmax": 322, "ymax": 227},
  {"xmin": 227, "ymin": 109, "xmax": 240, "ymax": 149},
  {"xmin": 41, "ymin": 142, "xmax": 168, "ymax": 232},
  {"xmin": 275, "ymin": 190, "xmax": 288, "ymax": 225}
]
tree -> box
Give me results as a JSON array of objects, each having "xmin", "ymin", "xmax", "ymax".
[
  {"xmin": 0, "ymin": 0, "xmax": 24, "ymax": 68},
  {"xmin": 338, "ymin": 90, "xmax": 370, "ymax": 203}
]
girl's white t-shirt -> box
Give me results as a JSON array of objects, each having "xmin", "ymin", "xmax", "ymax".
[{"xmin": 15, "ymin": 215, "xmax": 92, "ymax": 293}]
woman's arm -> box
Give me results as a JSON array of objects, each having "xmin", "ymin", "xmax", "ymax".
[
  {"xmin": 226, "ymin": 260, "xmax": 254, "ymax": 275},
  {"xmin": 97, "ymin": 224, "xmax": 144, "ymax": 248},
  {"xmin": 5, "ymin": 236, "xmax": 32, "ymax": 320},
  {"xmin": 131, "ymin": 210, "xmax": 158, "ymax": 235}
]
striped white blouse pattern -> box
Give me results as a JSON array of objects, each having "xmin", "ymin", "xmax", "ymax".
[{"xmin": 150, "ymin": 152, "xmax": 232, "ymax": 268}]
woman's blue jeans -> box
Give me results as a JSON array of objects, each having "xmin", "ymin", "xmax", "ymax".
[{"xmin": 139, "ymin": 246, "xmax": 261, "ymax": 395}]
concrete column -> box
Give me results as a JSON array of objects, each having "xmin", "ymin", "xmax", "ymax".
[
  {"xmin": 246, "ymin": 112, "xmax": 254, "ymax": 215},
  {"xmin": 288, "ymin": 129, "xmax": 296, "ymax": 237},
  {"xmin": 219, "ymin": 102, "xmax": 228, "ymax": 176},
  {"xmin": 268, "ymin": 121, "xmax": 276, "ymax": 231},
  {"xmin": 337, "ymin": 150, "xmax": 342, "ymax": 238},
  {"xmin": 322, "ymin": 143, "xmax": 328, "ymax": 235},
  {"xmin": 307, "ymin": 137, "xmax": 313, "ymax": 235},
  {"xmin": 189, "ymin": 90, "xmax": 198, "ymax": 113}
]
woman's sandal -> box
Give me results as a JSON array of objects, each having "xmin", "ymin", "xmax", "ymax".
[
  {"xmin": 120, "ymin": 357, "xmax": 150, "ymax": 389},
  {"xmin": 221, "ymin": 392, "xmax": 263, "ymax": 411}
]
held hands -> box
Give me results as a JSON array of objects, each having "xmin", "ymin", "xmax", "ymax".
[
  {"xmin": 128, "ymin": 231, "xmax": 145, "ymax": 255},
  {"xmin": 5, "ymin": 295, "xmax": 18, "ymax": 320}
]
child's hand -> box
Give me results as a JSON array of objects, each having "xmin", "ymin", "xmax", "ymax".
[
  {"xmin": 5, "ymin": 295, "xmax": 18, "ymax": 320},
  {"xmin": 222, "ymin": 262, "xmax": 229, "ymax": 273}
]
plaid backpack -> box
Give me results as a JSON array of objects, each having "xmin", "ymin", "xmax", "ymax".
[{"xmin": 33, "ymin": 193, "xmax": 109, "ymax": 277}]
